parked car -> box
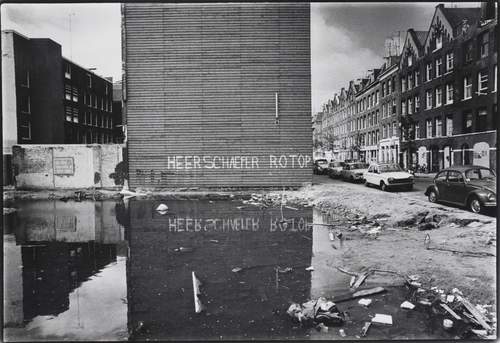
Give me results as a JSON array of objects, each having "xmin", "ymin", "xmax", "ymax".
[
  {"xmin": 424, "ymin": 165, "xmax": 496, "ymax": 213},
  {"xmin": 341, "ymin": 162, "xmax": 369, "ymax": 182},
  {"xmin": 364, "ymin": 162, "xmax": 414, "ymax": 191},
  {"xmin": 313, "ymin": 159, "xmax": 329, "ymax": 175},
  {"xmin": 327, "ymin": 161, "xmax": 345, "ymax": 179}
]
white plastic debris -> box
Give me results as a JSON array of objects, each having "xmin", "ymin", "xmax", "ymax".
[
  {"xmin": 156, "ymin": 204, "xmax": 168, "ymax": 212},
  {"xmin": 305, "ymin": 266, "xmax": 315, "ymax": 271},
  {"xmin": 446, "ymin": 295, "xmax": 455, "ymax": 303},
  {"xmin": 452, "ymin": 288, "xmax": 463, "ymax": 295},
  {"xmin": 339, "ymin": 329, "xmax": 346, "ymax": 337},
  {"xmin": 372, "ymin": 314, "xmax": 392, "ymax": 325},
  {"xmin": 329, "ymin": 232, "xmax": 335, "ymax": 241},
  {"xmin": 358, "ymin": 298, "xmax": 372, "ymax": 307},
  {"xmin": 400, "ymin": 301, "xmax": 415, "ymax": 310},
  {"xmin": 418, "ymin": 300, "xmax": 432, "ymax": 306},
  {"xmin": 443, "ymin": 319, "xmax": 453, "ymax": 330},
  {"xmin": 410, "ymin": 281, "xmax": 422, "ymax": 287}
]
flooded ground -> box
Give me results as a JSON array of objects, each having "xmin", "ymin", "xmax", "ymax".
[{"xmin": 3, "ymin": 198, "xmax": 471, "ymax": 341}]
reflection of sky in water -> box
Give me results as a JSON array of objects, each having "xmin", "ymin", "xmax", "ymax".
[{"xmin": 23, "ymin": 257, "xmax": 127, "ymax": 341}]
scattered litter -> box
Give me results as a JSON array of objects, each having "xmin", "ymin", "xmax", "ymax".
[
  {"xmin": 418, "ymin": 300, "xmax": 432, "ymax": 306},
  {"xmin": 417, "ymin": 288, "xmax": 426, "ymax": 293},
  {"xmin": 231, "ymin": 267, "xmax": 243, "ymax": 273},
  {"xmin": 400, "ymin": 301, "xmax": 415, "ymax": 310},
  {"xmin": 372, "ymin": 314, "xmax": 393, "ymax": 325},
  {"xmin": 349, "ymin": 276, "xmax": 356, "ymax": 287},
  {"xmin": 458, "ymin": 296, "xmax": 492, "ymax": 331},
  {"xmin": 316, "ymin": 323, "xmax": 329, "ymax": 333},
  {"xmin": 358, "ymin": 298, "xmax": 372, "ymax": 307},
  {"xmin": 334, "ymin": 287, "xmax": 386, "ymax": 303},
  {"xmin": 329, "ymin": 232, "xmax": 335, "ymax": 241},
  {"xmin": 192, "ymin": 271, "xmax": 204, "ymax": 313},
  {"xmin": 443, "ymin": 319, "xmax": 453, "ymax": 330},
  {"xmin": 305, "ymin": 266, "xmax": 315, "ymax": 271},
  {"xmin": 339, "ymin": 328, "xmax": 346, "ymax": 337},
  {"xmin": 352, "ymin": 271, "xmax": 371, "ymax": 289},
  {"xmin": 287, "ymin": 297, "xmax": 345, "ymax": 327},
  {"xmin": 451, "ymin": 288, "xmax": 463, "ymax": 295},
  {"xmin": 360, "ymin": 322, "xmax": 371, "ymax": 337},
  {"xmin": 409, "ymin": 281, "xmax": 422, "ymax": 287},
  {"xmin": 446, "ymin": 295, "xmax": 455, "ymax": 303},
  {"xmin": 408, "ymin": 275, "xmax": 420, "ymax": 281},
  {"xmin": 471, "ymin": 329, "xmax": 488, "ymax": 338}
]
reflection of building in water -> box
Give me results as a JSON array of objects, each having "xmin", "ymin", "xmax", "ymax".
[
  {"xmin": 126, "ymin": 200, "xmax": 313, "ymax": 340},
  {"xmin": 4, "ymin": 200, "xmax": 127, "ymax": 324}
]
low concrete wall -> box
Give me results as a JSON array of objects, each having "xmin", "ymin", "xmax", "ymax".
[{"xmin": 12, "ymin": 144, "xmax": 124, "ymax": 190}]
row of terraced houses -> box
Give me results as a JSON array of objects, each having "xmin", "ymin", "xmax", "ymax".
[{"xmin": 313, "ymin": 3, "xmax": 497, "ymax": 172}]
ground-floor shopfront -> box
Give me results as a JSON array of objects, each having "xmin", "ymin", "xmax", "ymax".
[
  {"xmin": 379, "ymin": 138, "xmax": 400, "ymax": 164},
  {"xmin": 401, "ymin": 130, "xmax": 496, "ymax": 172}
]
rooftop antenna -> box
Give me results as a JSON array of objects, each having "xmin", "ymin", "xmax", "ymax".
[{"xmin": 68, "ymin": 11, "xmax": 75, "ymax": 60}]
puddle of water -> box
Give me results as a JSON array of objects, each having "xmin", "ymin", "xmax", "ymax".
[{"xmin": 3, "ymin": 199, "xmax": 467, "ymax": 340}]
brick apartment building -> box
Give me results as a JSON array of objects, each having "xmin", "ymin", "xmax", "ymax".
[
  {"xmin": 400, "ymin": 4, "xmax": 497, "ymax": 172},
  {"xmin": 318, "ymin": 3, "xmax": 497, "ymax": 172}
]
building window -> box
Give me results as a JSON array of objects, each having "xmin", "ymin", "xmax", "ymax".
[
  {"xmin": 446, "ymin": 84, "xmax": 454, "ymax": 104},
  {"xmin": 476, "ymin": 108, "xmax": 487, "ymax": 132},
  {"xmin": 408, "ymin": 98, "xmax": 413, "ymax": 115},
  {"xmin": 401, "ymin": 77, "xmax": 407, "ymax": 92},
  {"xmin": 388, "ymin": 79, "xmax": 392, "ymax": 94},
  {"xmin": 415, "ymin": 70, "xmax": 420, "ymax": 87},
  {"xmin": 392, "ymin": 99, "xmax": 396, "ymax": 114},
  {"xmin": 93, "ymin": 113, "xmax": 98, "ymax": 126},
  {"xmin": 415, "ymin": 95, "xmax": 420, "ymax": 112},
  {"xmin": 65, "ymin": 107, "xmax": 72, "ymax": 122},
  {"xmin": 65, "ymin": 64, "xmax": 71, "ymax": 79},
  {"xmin": 415, "ymin": 122, "xmax": 420, "ymax": 139},
  {"xmin": 446, "ymin": 116, "xmax": 453, "ymax": 136},
  {"xmin": 446, "ymin": 52, "xmax": 454, "ymax": 72},
  {"xmin": 464, "ymin": 41, "xmax": 473, "ymax": 63},
  {"xmin": 435, "ymin": 87, "xmax": 442, "ymax": 107},
  {"xmin": 463, "ymin": 76, "xmax": 472, "ymax": 99},
  {"xmin": 408, "ymin": 73, "xmax": 413, "ymax": 89},
  {"xmin": 426, "ymin": 63, "xmax": 432, "ymax": 81},
  {"xmin": 21, "ymin": 70, "xmax": 30, "ymax": 87},
  {"xmin": 375, "ymin": 90, "xmax": 379, "ymax": 105},
  {"xmin": 393, "ymin": 122, "xmax": 398, "ymax": 137},
  {"xmin": 435, "ymin": 34, "xmax": 442, "ymax": 50},
  {"xmin": 94, "ymin": 95, "xmax": 98, "ymax": 108},
  {"xmin": 426, "ymin": 90, "xmax": 432, "ymax": 109},
  {"xmin": 65, "ymin": 85, "xmax": 72, "ymax": 100},
  {"xmin": 494, "ymin": 65, "xmax": 498, "ymax": 92},
  {"xmin": 478, "ymin": 71, "xmax": 488, "ymax": 93},
  {"xmin": 72, "ymin": 108, "xmax": 79, "ymax": 123},
  {"xmin": 87, "ymin": 74, "xmax": 92, "ymax": 88},
  {"xmin": 426, "ymin": 119, "xmax": 433, "ymax": 138},
  {"xmin": 435, "ymin": 58, "xmax": 442, "ymax": 77},
  {"xmin": 20, "ymin": 119, "xmax": 31, "ymax": 140},
  {"xmin": 479, "ymin": 32, "xmax": 489, "ymax": 58},
  {"xmin": 382, "ymin": 83, "xmax": 386, "ymax": 97},
  {"xmin": 407, "ymin": 54, "xmax": 413, "ymax": 66},
  {"xmin": 435, "ymin": 118, "xmax": 442, "ymax": 137},
  {"xmin": 401, "ymin": 101, "xmax": 406, "ymax": 115},
  {"xmin": 20, "ymin": 94, "xmax": 31, "ymax": 113},
  {"xmin": 72, "ymin": 87, "xmax": 79, "ymax": 102},
  {"xmin": 463, "ymin": 111, "xmax": 473, "ymax": 133}
]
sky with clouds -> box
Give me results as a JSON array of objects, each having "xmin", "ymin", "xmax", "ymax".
[{"xmin": 1, "ymin": 2, "xmax": 481, "ymax": 113}]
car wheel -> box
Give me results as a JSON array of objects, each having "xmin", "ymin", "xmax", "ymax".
[
  {"xmin": 468, "ymin": 196, "xmax": 482, "ymax": 214},
  {"xmin": 364, "ymin": 180, "xmax": 370, "ymax": 187},
  {"xmin": 428, "ymin": 190, "xmax": 437, "ymax": 203},
  {"xmin": 380, "ymin": 181, "xmax": 388, "ymax": 191}
]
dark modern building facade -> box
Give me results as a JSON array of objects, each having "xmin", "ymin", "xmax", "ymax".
[
  {"xmin": 399, "ymin": 4, "xmax": 497, "ymax": 171},
  {"xmin": 2, "ymin": 30, "xmax": 117, "ymax": 149},
  {"xmin": 122, "ymin": 3, "xmax": 312, "ymax": 188}
]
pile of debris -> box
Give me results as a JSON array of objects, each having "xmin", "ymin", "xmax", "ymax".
[
  {"xmin": 406, "ymin": 279, "xmax": 496, "ymax": 339},
  {"xmin": 287, "ymin": 297, "xmax": 345, "ymax": 331}
]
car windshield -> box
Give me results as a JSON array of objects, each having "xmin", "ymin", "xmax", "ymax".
[
  {"xmin": 352, "ymin": 163, "xmax": 368, "ymax": 169},
  {"xmin": 379, "ymin": 164, "xmax": 402, "ymax": 173},
  {"xmin": 465, "ymin": 168, "xmax": 496, "ymax": 180},
  {"xmin": 316, "ymin": 160, "xmax": 328, "ymax": 165}
]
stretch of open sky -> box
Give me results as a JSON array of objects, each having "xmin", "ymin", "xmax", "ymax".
[{"xmin": 1, "ymin": 2, "xmax": 481, "ymax": 114}]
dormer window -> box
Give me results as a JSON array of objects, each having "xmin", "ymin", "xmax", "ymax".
[{"xmin": 435, "ymin": 34, "xmax": 442, "ymax": 50}]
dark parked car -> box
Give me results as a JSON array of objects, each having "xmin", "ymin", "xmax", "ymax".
[
  {"xmin": 424, "ymin": 165, "xmax": 496, "ymax": 213},
  {"xmin": 327, "ymin": 161, "xmax": 345, "ymax": 179},
  {"xmin": 313, "ymin": 159, "xmax": 329, "ymax": 175}
]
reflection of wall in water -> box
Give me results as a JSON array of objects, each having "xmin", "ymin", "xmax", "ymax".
[
  {"xmin": 21, "ymin": 242, "xmax": 117, "ymax": 321},
  {"xmin": 127, "ymin": 200, "xmax": 313, "ymax": 340},
  {"xmin": 14, "ymin": 200, "xmax": 126, "ymax": 245}
]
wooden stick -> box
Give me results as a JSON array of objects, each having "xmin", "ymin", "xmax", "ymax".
[
  {"xmin": 335, "ymin": 266, "xmax": 359, "ymax": 277},
  {"xmin": 458, "ymin": 296, "xmax": 492, "ymax": 331},
  {"xmin": 440, "ymin": 303, "xmax": 462, "ymax": 320},
  {"xmin": 192, "ymin": 271, "xmax": 203, "ymax": 313},
  {"xmin": 352, "ymin": 271, "xmax": 371, "ymax": 289}
]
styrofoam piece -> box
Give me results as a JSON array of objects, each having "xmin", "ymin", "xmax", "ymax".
[
  {"xmin": 371, "ymin": 314, "xmax": 393, "ymax": 325},
  {"xmin": 400, "ymin": 301, "xmax": 415, "ymax": 310},
  {"xmin": 358, "ymin": 298, "xmax": 372, "ymax": 307}
]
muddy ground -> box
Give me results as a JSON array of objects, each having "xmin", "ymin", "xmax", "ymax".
[{"xmin": 264, "ymin": 181, "xmax": 496, "ymax": 309}]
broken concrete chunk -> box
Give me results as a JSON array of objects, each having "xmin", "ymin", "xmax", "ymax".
[
  {"xmin": 443, "ymin": 319, "xmax": 453, "ymax": 330},
  {"xmin": 418, "ymin": 300, "xmax": 432, "ymax": 306},
  {"xmin": 400, "ymin": 301, "xmax": 415, "ymax": 310},
  {"xmin": 339, "ymin": 328, "xmax": 346, "ymax": 337},
  {"xmin": 372, "ymin": 314, "xmax": 393, "ymax": 325},
  {"xmin": 446, "ymin": 295, "xmax": 455, "ymax": 303},
  {"xmin": 410, "ymin": 281, "xmax": 422, "ymax": 287},
  {"xmin": 358, "ymin": 298, "xmax": 372, "ymax": 307}
]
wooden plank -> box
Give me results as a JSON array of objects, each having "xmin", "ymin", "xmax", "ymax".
[{"xmin": 458, "ymin": 296, "xmax": 492, "ymax": 331}]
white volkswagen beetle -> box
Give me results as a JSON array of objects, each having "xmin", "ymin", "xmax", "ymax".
[{"xmin": 364, "ymin": 162, "xmax": 414, "ymax": 191}]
